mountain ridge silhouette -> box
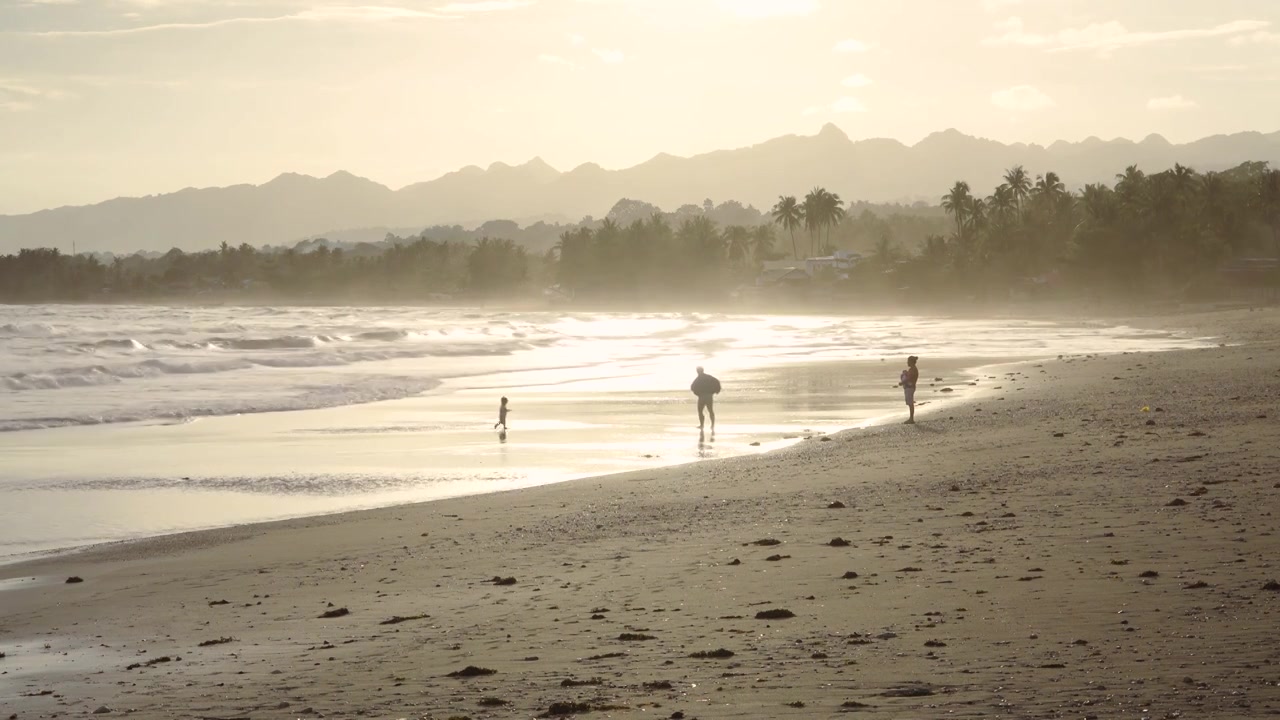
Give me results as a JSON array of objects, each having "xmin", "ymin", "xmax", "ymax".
[{"xmin": 3, "ymin": 124, "xmax": 1278, "ymax": 254}]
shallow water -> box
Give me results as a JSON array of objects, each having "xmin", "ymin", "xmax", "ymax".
[{"xmin": 0, "ymin": 305, "xmax": 1214, "ymax": 557}]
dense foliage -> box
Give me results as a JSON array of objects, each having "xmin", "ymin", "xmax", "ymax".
[
  {"xmin": 923, "ymin": 161, "xmax": 1280, "ymax": 298},
  {"xmin": 2, "ymin": 161, "xmax": 1277, "ymax": 305},
  {"xmin": 0, "ymin": 237, "xmax": 534, "ymax": 303}
]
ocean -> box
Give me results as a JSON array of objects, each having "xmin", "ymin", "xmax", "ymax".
[{"xmin": 0, "ymin": 304, "xmax": 1213, "ymax": 558}]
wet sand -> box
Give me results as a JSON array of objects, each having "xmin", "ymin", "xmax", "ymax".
[
  {"xmin": 1, "ymin": 308, "xmax": 1278, "ymax": 718},
  {"xmin": 0, "ymin": 358, "xmax": 991, "ymax": 558}
]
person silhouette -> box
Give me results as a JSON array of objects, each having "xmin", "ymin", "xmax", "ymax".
[
  {"xmin": 900, "ymin": 356, "xmax": 919, "ymax": 424},
  {"xmin": 690, "ymin": 366, "xmax": 721, "ymax": 431},
  {"xmin": 494, "ymin": 396, "xmax": 510, "ymax": 431}
]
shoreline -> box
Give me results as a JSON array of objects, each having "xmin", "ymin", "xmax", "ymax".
[
  {"xmin": 2, "ymin": 308, "xmax": 1275, "ymax": 718},
  {"xmin": 5, "ymin": 294, "xmax": 1271, "ymax": 319}
]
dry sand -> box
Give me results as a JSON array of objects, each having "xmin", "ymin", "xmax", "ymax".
[{"xmin": 2, "ymin": 308, "xmax": 1278, "ymax": 719}]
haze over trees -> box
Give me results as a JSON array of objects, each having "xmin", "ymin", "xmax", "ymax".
[{"xmin": 5, "ymin": 160, "xmax": 1275, "ymax": 306}]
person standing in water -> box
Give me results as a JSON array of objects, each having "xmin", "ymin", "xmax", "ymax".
[
  {"xmin": 900, "ymin": 356, "xmax": 919, "ymax": 424},
  {"xmin": 690, "ymin": 366, "xmax": 721, "ymax": 431},
  {"xmin": 494, "ymin": 396, "xmax": 510, "ymax": 431}
]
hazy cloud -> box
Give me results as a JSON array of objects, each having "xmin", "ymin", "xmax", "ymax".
[
  {"xmin": 1228, "ymin": 30, "xmax": 1280, "ymax": 45},
  {"xmin": 568, "ymin": 32, "xmax": 586, "ymax": 46},
  {"xmin": 832, "ymin": 38, "xmax": 871, "ymax": 53},
  {"xmin": 436, "ymin": 0, "xmax": 534, "ymax": 12},
  {"xmin": 984, "ymin": 16, "xmax": 1272, "ymax": 54},
  {"xmin": 0, "ymin": 79, "xmax": 69, "ymax": 112},
  {"xmin": 991, "ymin": 84, "xmax": 1054, "ymax": 111},
  {"xmin": 538, "ymin": 53, "xmax": 575, "ymax": 67},
  {"xmin": 831, "ymin": 96, "xmax": 867, "ymax": 113},
  {"xmin": 841, "ymin": 73, "xmax": 871, "ymax": 88},
  {"xmin": 1147, "ymin": 95, "xmax": 1197, "ymax": 111},
  {"xmin": 19, "ymin": 5, "xmax": 453, "ymax": 36},
  {"xmin": 592, "ymin": 47, "xmax": 624, "ymax": 63},
  {"xmin": 718, "ymin": 0, "xmax": 819, "ymax": 19},
  {"xmin": 981, "ymin": 0, "xmax": 1020, "ymax": 11}
]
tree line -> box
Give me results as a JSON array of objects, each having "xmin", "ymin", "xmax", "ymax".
[
  {"xmin": 0, "ymin": 236, "xmax": 535, "ymax": 303},
  {"xmin": 1, "ymin": 160, "xmax": 1277, "ymax": 304},
  {"xmin": 924, "ymin": 161, "xmax": 1280, "ymax": 297}
]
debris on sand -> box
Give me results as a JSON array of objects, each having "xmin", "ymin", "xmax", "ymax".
[
  {"xmin": 755, "ymin": 608, "xmax": 795, "ymax": 620},
  {"xmin": 747, "ymin": 538, "xmax": 782, "ymax": 546},
  {"xmin": 828, "ymin": 537, "xmax": 851, "ymax": 547},
  {"xmin": 618, "ymin": 633, "xmax": 656, "ymax": 641},
  {"xmin": 380, "ymin": 613, "xmax": 430, "ymax": 625},
  {"xmin": 318, "ymin": 607, "xmax": 350, "ymax": 618},
  {"xmin": 490, "ymin": 576, "xmax": 518, "ymax": 586},
  {"xmin": 125, "ymin": 656, "xmax": 174, "ymax": 671},
  {"xmin": 583, "ymin": 652, "xmax": 626, "ymax": 661},
  {"xmin": 827, "ymin": 501, "xmax": 846, "ymax": 509},
  {"xmin": 197, "ymin": 637, "xmax": 235, "ymax": 647},
  {"xmin": 642, "ymin": 680, "xmax": 673, "ymax": 690},
  {"xmin": 689, "ymin": 648, "xmax": 735, "ymax": 659},
  {"xmin": 447, "ymin": 665, "xmax": 497, "ymax": 677},
  {"xmin": 539, "ymin": 701, "xmax": 592, "ymax": 717},
  {"xmin": 881, "ymin": 684, "xmax": 934, "ymax": 697},
  {"xmin": 479, "ymin": 698, "xmax": 510, "ymax": 707},
  {"xmin": 1261, "ymin": 580, "xmax": 1280, "ymax": 591},
  {"xmin": 65, "ymin": 576, "xmax": 84, "ymax": 584}
]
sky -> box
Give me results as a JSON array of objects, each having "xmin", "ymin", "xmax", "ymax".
[{"xmin": 1, "ymin": 0, "xmax": 1279, "ymax": 215}]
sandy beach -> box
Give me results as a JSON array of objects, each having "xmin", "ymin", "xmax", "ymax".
[{"xmin": 2, "ymin": 307, "xmax": 1278, "ymax": 719}]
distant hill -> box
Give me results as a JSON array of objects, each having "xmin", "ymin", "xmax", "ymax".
[{"xmin": 3, "ymin": 126, "xmax": 1279, "ymax": 254}]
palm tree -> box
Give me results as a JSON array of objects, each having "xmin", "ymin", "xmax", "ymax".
[
  {"xmin": 1003, "ymin": 166, "xmax": 1031, "ymax": 217},
  {"xmin": 819, "ymin": 190, "xmax": 846, "ymax": 253},
  {"xmin": 723, "ymin": 225, "xmax": 752, "ymax": 268},
  {"xmin": 1115, "ymin": 165, "xmax": 1147, "ymax": 209},
  {"xmin": 964, "ymin": 196, "xmax": 988, "ymax": 235},
  {"xmin": 941, "ymin": 181, "xmax": 972, "ymax": 239},
  {"xmin": 770, "ymin": 195, "xmax": 803, "ymax": 260},
  {"xmin": 989, "ymin": 184, "xmax": 1014, "ymax": 217},
  {"xmin": 1033, "ymin": 171, "xmax": 1066, "ymax": 202},
  {"xmin": 677, "ymin": 215, "xmax": 723, "ymax": 265},
  {"xmin": 1171, "ymin": 163, "xmax": 1196, "ymax": 190},
  {"xmin": 801, "ymin": 188, "xmax": 826, "ymax": 258},
  {"xmin": 750, "ymin": 225, "xmax": 775, "ymax": 265},
  {"xmin": 1079, "ymin": 183, "xmax": 1115, "ymax": 224},
  {"xmin": 871, "ymin": 231, "xmax": 899, "ymax": 268}
]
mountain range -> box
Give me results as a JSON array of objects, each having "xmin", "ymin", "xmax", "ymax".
[{"xmin": 3, "ymin": 124, "xmax": 1279, "ymax": 255}]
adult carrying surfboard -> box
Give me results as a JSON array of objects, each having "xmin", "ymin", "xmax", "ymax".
[{"xmin": 690, "ymin": 366, "xmax": 721, "ymax": 431}]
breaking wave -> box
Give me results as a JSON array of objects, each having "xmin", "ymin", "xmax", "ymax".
[{"xmin": 0, "ymin": 376, "xmax": 442, "ymax": 432}]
